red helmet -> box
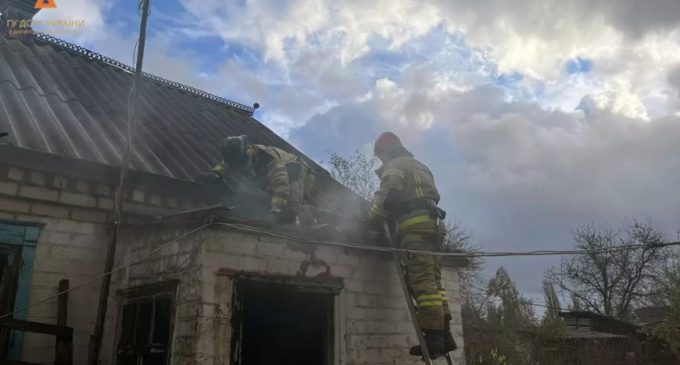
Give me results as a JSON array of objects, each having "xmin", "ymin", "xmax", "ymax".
[{"xmin": 373, "ymin": 132, "xmax": 402, "ymax": 158}]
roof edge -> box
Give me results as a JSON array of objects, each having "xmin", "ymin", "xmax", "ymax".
[
  {"xmin": 0, "ymin": 144, "xmax": 224, "ymax": 198},
  {"xmin": 33, "ymin": 32, "xmax": 255, "ymax": 115}
]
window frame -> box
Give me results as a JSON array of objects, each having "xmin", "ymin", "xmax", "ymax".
[
  {"xmin": 0, "ymin": 219, "xmax": 43, "ymax": 361},
  {"xmin": 114, "ymin": 280, "xmax": 179, "ymax": 365}
]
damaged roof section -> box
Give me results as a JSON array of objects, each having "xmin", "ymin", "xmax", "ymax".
[{"xmin": 0, "ymin": 33, "xmax": 367, "ymax": 218}]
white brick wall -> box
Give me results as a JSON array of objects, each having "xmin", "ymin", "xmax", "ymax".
[
  {"xmin": 0, "ymin": 163, "xmax": 210, "ymax": 365},
  {"xmin": 101, "ymin": 228, "xmax": 466, "ymax": 365},
  {"xmin": 0, "ymin": 214, "xmax": 110, "ymax": 365}
]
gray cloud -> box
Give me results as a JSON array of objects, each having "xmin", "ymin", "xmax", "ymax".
[
  {"xmin": 669, "ymin": 64, "xmax": 680, "ymax": 92},
  {"xmin": 292, "ymin": 75, "xmax": 680, "ymax": 295},
  {"xmin": 435, "ymin": 0, "xmax": 680, "ymax": 39}
]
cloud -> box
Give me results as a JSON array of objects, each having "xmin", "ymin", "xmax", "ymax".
[
  {"xmin": 170, "ymin": 0, "xmax": 680, "ymax": 133},
  {"xmin": 291, "ymin": 71, "xmax": 680, "ymax": 294},
  {"xmin": 47, "ymin": 0, "xmax": 680, "ymax": 295},
  {"xmin": 669, "ymin": 64, "xmax": 680, "ymax": 93}
]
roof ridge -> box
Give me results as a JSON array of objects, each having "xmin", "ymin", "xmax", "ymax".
[{"xmin": 33, "ymin": 32, "xmax": 255, "ymax": 115}]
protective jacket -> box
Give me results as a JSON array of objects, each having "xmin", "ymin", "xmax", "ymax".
[
  {"xmin": 370, "ymin": 147, "xmax": 442, "ymax": 233},
  {"xmin": 212, "ymin": 144, "xmax": 314, "ymax": 217}
]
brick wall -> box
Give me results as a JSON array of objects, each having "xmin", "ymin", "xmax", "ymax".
[
  {"xmin": 98, "ymin": 227, "xmax": 207, "ymax": 365},
  {"xmin": 0, "ymin": 165, "xmax": 195, "ymax": 221},
  {"xmin": 100, "ymin": 226, "xmax": 466, "ymax": 365},
  {"xmin": 0, "ymin": 164, "xmax": 200, "ymax": 364}
]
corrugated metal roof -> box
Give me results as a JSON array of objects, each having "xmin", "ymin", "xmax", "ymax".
[{"xmin": 0, "ymin": 33, "xmax": 367, "ymax": 217}]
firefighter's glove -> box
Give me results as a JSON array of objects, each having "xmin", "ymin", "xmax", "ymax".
[{"xmin": 429, "ymin": 207, "xmax": 447, "ymax": 220}]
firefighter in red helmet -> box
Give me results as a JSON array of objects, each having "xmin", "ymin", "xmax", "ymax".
[{"xmin": 371, "ymin": 132, "xmax": 456, "ymax": 358}]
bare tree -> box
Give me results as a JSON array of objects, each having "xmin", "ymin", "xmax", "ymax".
[
  {"xmin": 570, "ymin": 294, "xmax": 583, "ymax": 311},
  {"xmin": 487, "ymin": 267, "xmax": 536, "ymax": 325},
  {"xmin": 542, "ymin": 280, "xmax": 562, "ymax": 321},
  {"xmin": 547, "ymin": 221, "xmax": 667, "ymax": 319},
  {"xmin": 464, "ymin": 267, "xmax": 538, "ymax": 365},
  {"xmin": 647, "ymin": 230, "xmax": 680, "ymax": 307},
  {"xmin": 325, "ymin": 150, "xmax": 379, "ymax": 201}
]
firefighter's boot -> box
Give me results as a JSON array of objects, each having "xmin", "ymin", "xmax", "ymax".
[
  {"xmin": 409, "ymin": 329, "xmax": 446, "ymax": 358},
  {"xmin": 444, "ymin": 320, "xmax": 457, "ymax": 352}
]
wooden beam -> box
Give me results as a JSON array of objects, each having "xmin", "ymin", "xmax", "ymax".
[
  {"xmin": 0, "ymin": 319, "xmax": 73, "ymax": 337},
  {"xmin": 57, "ymin": 279, "xmax": 68, "ymax": 327},
  {"xmin": 56, "ymin": 279, "xmax": 73, "ymax": 365},
  {"xmin": 5, "ymin": 360, "xmax": 41, "ymax": 365},
  {"xmin": 116, "ymin": 279, "xmax": 180, "ymax": 298}
]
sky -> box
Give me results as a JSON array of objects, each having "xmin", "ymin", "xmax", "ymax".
[{"xmin": 34, "ymin": 0, "xmax": 680, "ymax": 303}]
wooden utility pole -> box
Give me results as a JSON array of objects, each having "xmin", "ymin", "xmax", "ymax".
[{"xmin": 88, "ymin": 1, "xmax": 152, "ymax": 363}]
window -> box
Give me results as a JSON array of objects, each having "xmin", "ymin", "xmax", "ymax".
[
  {"xmin": 116, "ymin": 284, "xmax": 176, "ymax": 365},
  {"xmin": 0, "ymin": 245, "xmax": 21, "ymax": 316},
  {"xmin": 0, "ymin": 220, "xmax": 41, "ymax": 361}
]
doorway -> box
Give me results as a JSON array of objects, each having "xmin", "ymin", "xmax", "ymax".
[{"xmin": 230, "ymin": 275, "xmax": 338, "ymax": 365}]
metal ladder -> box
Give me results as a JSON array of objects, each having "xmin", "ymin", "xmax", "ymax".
[{"xmin": 384, "ymin": 223, "xmax": 454, "ymax": 365}]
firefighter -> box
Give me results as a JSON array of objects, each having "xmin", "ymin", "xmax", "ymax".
[
  {"xmin": 197, "ymin": 135, "xmax": 316, "ymax": 225},
  {"xmin": 370, "ymin": 132, "xmax": 456, "ymax": 358}
]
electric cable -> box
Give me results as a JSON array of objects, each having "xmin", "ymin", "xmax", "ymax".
[
  {"xmin": 0, "ymin": 224, "xmax": 210, "ymax": 320},
  {"xmin": 1, "ymin": 220, "xmax": 676, "ymax": 320},
  {"xmin": 215, "ymin": 222, "xmax": 680, "ymax": 258}
]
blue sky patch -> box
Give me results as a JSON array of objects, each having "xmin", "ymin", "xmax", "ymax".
[
  {"xmin": 493, "ymin": 71, "xmax": 524, "ymax": 86},
  {"xmin": 565, "ymin": 57, "xmax": 594, "ymax": 74}
]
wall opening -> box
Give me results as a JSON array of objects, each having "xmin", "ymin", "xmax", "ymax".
[
  {"xmin": 230, "ymin": 275, "xmax": 338, "ymax": 365},
  {"xmin": 115, "ymin": 281, "xmax": 177, "ymax": 365}
]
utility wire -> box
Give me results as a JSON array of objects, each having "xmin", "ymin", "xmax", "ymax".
[
  {"xmin": 0, "ymin": 224, "xmax": 210, "ymax": 320},
  {"xmin": 215, "ymin": 222, "xmax": 680, "ymax": 258},
  {"xmin": 1, "ymin": 221, "xmax": 676, "ymax": 321}
]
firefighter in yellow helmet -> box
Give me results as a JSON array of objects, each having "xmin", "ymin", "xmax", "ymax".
[
  {"xmin": 198, "ymin": 135, "xmax": 316, "ymax": 225},
  {"xmin": 370, "ymin": 132, "xmax": 456, "ymax": 358}
]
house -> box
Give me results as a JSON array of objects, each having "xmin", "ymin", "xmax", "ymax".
[
  {"xmin": 554, "ymin": 311, "xmax": 640, "ymax": 365},
  {"xmin": 636, "ymin": 306, "xmax": 670, "ymax": 327},
  {"xmin": 0, "ymin": 1, "xmax": 467, "ymax": 364}
]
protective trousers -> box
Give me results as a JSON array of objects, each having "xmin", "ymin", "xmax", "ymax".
[
  {"xmin": 399, "ymin": 231, "xmax": 450, "ymax": 331},
  {"xmin": 284, "ymin": 164, "xmax": 315, "ymax": 225}
]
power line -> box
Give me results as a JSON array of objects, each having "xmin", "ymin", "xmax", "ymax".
[
  {"xmin": 1, "ymin": 221, "xmax": 677, "ymax": 321},
  {"xmin": 216, "ymin": 222, "xmax": 680, "ymax": 258},
  {"xmin": 0, "ymin": 223, "xmax": 210, "ymax": 320}
]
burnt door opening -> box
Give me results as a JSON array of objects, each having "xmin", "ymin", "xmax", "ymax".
[{"xmin": 231, "ymin": 276, "xmax": 336, "ymax": 365}]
